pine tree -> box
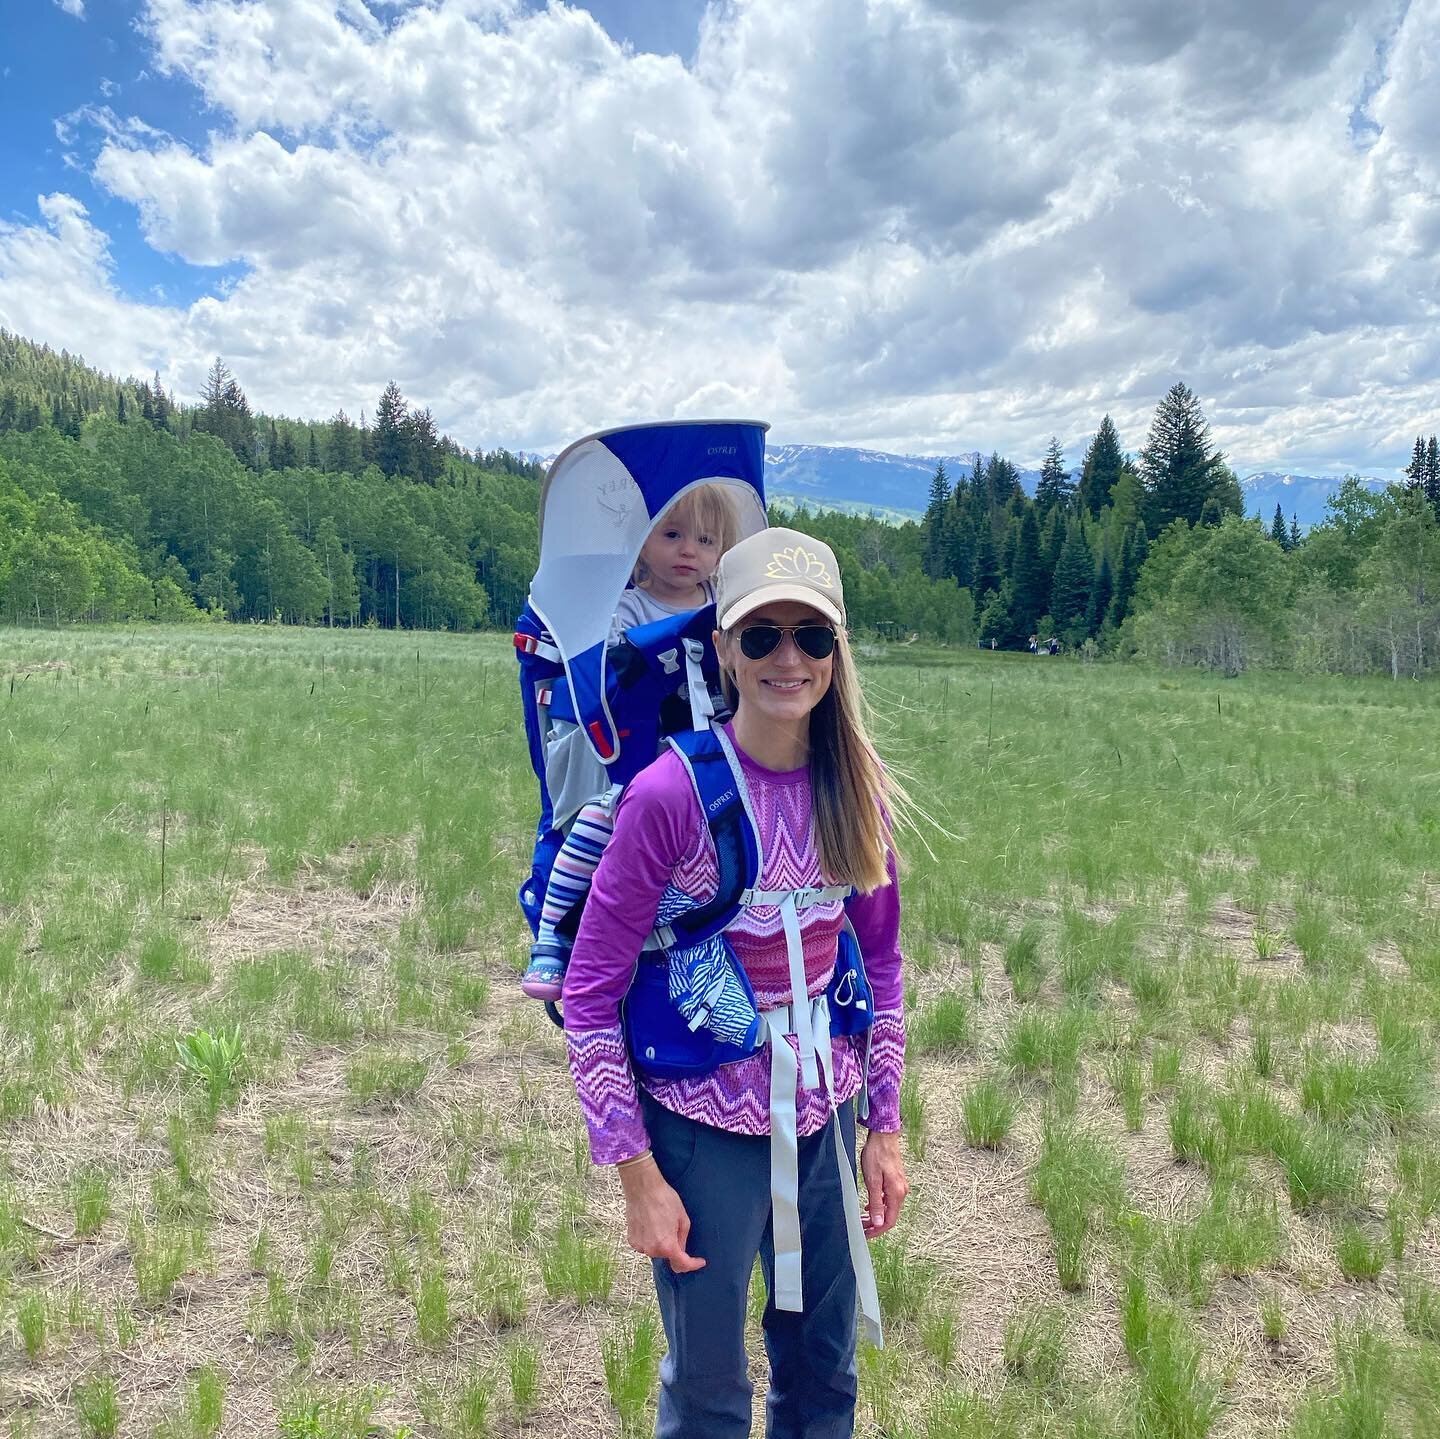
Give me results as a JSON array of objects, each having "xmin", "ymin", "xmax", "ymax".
[
  {"xmin": 197, "ymin": 358, "xmax": 252, "ymax": 463},
  {"xmin": 1289, "ymin": 514, "xmax": 1301, "ymax": 551},
  {"xmin": 1049, "ymin": 518, "xmax": 1094, "ymax": 641},
  {"xmin": 947, "ymin": 508, "xmax": 976, "ymax": 590},
  {"xmin": 1139, "ymin": 382, "xmax": 1225, "ymax": 532},
  {"xmin": 408, "ymin": 407, "xmax": 442, "ymax": 484},
  {"xmin": 922, "ymin": 461, "xmax": 952, "ymax": 578},
  {"xmin": 988, "ymin": 453, "xmax": 1022, "ymax": 508},
  {"xmin": 1000, "ymin": 516, "xmax": 1019, "ymax": 577},
  {"xmin": 1008, "ymin": 509, "xmax": 1047, "ymax": 636},
  {"xmin": 307, "ymin": 427, "xmax": 320, "ymax": 469},
  {"xmin": 1107, "ymin": 523, "xmax": 1148, "ymax": 629},
  {"xmin": 328, "ymin": 411, "xmax": 364, "ymax": 474},
  {"xmin": 1078, "ymin": 415, "xmax": 1124, "ymax": 518},
  {"xmin": 152, "ymin": 372, "xmax": 171, "ymax": 431},
  {"xmin": 277, "ymin": 428, "xmax": 297, "ymax": 470},
  {"xmin": 972, "ymin": 525, "xmax": 1001, "ymax": 600},
  {"xmin": 1034, "ymin": 436, "xmax": 1074, "ymax": 514},
  {"xmin": 1405, "ymin": 436, "xmax": 1426, "ymax": 493},
  {"xmin": 267, "ymin": 419, "xmax": 281, "ymax": 470},
  {"xmin": 1041, "ymin": 505, "xmax": 1065, "ymax": 575},
  {"xmin": 1087, "ymin": 551, "xmax": 1114, "ymax": 635},
  {"xmin": 1425, "ymin": 435, "xmax": 1440, "ymax": 519},
  {"xmin": 1270, "ymin": 503, "xmax": 1289, "ymax": 549},
  {"xmin": 117, "ymin": 391, "xmax": 128, "ymax": 424},
  {"xmin": 373, "ymin": 382, "xmax": 410, "ymax": 478}
]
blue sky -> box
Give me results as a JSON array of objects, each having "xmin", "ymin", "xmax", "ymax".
[
  {"xmin": 0, "ymin": 0, "xmax": 703, "ymax": 306},
  {"xmin": 1, "ymin": 1, "xmax": 238, "ymax": 305},
  {"xmin": 1, "ymin": 0, "xmax": 1436, "ymax": 473}
]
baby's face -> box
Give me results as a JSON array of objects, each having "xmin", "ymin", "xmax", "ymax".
[{"xmin": 641, "ymin": 517, "xmax": 721, "ymax": 596}]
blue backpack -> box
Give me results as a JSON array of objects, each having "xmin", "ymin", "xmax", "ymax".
[
  {"xmin": 620, "ymin": 726, "xmax": 876, "ymax": 1084},
  {"xmin": 512, "ymin": 420, "xmax": 872, "ymax": 1082},
  {"xmin": 514, "ymin": 601, "xmax": 726, "ymax": 944}
]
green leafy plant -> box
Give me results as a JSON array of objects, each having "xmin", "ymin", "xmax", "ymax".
[{"xmin": 174, "ymin": 1025, "xmax": 247, "ymax": 1112}]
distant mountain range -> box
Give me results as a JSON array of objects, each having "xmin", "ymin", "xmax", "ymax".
[
  {"xmin": 764, "ymin": 444, "xmax": 1389, "ymax": 530},
  {"xmin": 528, "ymin": 441, "xmax": 1390, "ymax": 531}
]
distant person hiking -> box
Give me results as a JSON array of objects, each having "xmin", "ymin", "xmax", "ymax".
[{"xmin": 562, "ymin": 526, "xmax": 910, "ymax": 1438}]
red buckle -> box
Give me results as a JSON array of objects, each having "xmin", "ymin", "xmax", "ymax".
[{"xmin": 588, "ymin": 720, "xmax": 616, "ymax": 759}]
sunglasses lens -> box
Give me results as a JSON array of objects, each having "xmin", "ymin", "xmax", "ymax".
[
  {"xmin": 739, "ymin": 625, "xmax": 783, "ymax": 659},
  {"xmin": 738, "ymin": 625, "xmax": 836, "ymax": 660},
  {"xmin": 796, "ymin": 626, "xmax": 836, "ymax": 659}
]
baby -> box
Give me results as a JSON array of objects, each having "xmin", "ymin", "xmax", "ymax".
[{"xmin": 522, "ymin": 484, "xmax": 737, "ymax": 999}]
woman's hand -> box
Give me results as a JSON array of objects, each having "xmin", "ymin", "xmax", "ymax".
[
  {"xmin": 860, "ymin": 1130, "xmax": 909, "ymax": 1238},
  {"xmin": 618, "ymin": 1158, "xmax": 707, "ymax": 1273}
]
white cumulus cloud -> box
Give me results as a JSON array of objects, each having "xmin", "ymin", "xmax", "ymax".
[{"xmin": 1, "ymin": 0, "xmax": 1437, "ymax": 476}]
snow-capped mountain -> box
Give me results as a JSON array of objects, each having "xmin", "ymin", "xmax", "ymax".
[
  {"xmin": 764, "ymin": 446, "xmax": 1389, "ymax": 530},
  {"xmin": 1239, "ymin": 472, "xmax": 1388, "ymax": 530},
  {"xmin": 765, "ymin": 444, "xmax": 1040, "ymax": 518}
]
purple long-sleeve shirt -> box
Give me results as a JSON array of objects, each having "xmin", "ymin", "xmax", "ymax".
[{"xmin": 563, "ymin": 727, "xmax": 906, "ymax": 1165}]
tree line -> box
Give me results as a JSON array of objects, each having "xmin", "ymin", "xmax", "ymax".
[
  {"xmin": 0, "ymin": 334, "xmax": 540, "ymax": 629},
  {"xmin": 1, "ymin": 330, "xmax": 1435, "ymax": 677},
  {"xmin": 911, "ymin": 386, "xmax": 1440, "ymax": 678}
]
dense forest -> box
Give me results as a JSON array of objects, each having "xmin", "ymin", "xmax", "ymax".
[{"xmin": 1, "ymin": 330, "xmax": 1437, "ymax": 677}]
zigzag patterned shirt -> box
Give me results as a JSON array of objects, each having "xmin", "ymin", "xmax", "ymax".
[{"xmin": 563, "ymin": 726, "xmax": 906, "ymax": 1165}]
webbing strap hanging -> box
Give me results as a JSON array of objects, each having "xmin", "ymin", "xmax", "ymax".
[
  {"xmin": 761, "ymin": 998, "xmax": 883, "ymax": 1348},
  {"xmin": 813, "ymin": 1001, "xmax": 884, "ymax": 1348},
  {"xmin": 682, "ymin": 638, "xmax": 714, "ymax": 733},
  {"xmin": 780, "ymin": 893, "xmax": 819, "ymax": 1091},
  {"xmin": 764, "ymin": 1007, "xmax": 804, "ymax": 1315}
]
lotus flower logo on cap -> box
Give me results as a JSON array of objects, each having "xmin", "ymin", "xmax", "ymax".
[
  {"xmin": 765, "ymin": 545, "xmax": 835, "ymax": 589},
  {"xmin": 716, "ymin": 526, "xmax": 846, "ymax": 630}
]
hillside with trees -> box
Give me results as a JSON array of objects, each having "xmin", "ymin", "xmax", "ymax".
[{"xmin": 1, "ymin": 330, "xmax": 1437, "ymax": 677}]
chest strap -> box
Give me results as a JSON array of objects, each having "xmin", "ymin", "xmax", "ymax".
[{"xmin": 642, "ymin": 882, "xmax": 848, "ymax": 955}]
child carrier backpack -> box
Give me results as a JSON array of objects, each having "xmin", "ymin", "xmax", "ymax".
[{"xmin": 514, "ymin": 421, "xmax": 772, "ymax": 994}]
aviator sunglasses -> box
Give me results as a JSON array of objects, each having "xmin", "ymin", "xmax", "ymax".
[{"xmin": 737, "ymin": 622, "xmax": 837, "ymax": 661}]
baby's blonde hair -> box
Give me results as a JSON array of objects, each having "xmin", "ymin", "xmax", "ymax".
[{"xmin": 634, "ymin": 483, "xmax": 738, "ymax": 585}]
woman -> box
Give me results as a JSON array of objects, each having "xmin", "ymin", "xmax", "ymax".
[{"xmin": 562, "ymin": 526, "xmax": 909, "ymax": 1439}]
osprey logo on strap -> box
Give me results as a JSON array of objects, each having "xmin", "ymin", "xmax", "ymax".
[{"xmin": 766, "ymin": 545, "xmax": 835, "ymax": 588}]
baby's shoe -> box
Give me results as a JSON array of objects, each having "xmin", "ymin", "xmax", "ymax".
[{"xmin": 521, "ymin": 938, "xmax": 569, "ymax": 1000}]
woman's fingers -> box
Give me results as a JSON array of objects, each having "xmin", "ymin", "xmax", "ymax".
[
  {"xmin": 624, "ymin": 1175, "xmax": 707, "ymax": 1271},
  {"xmin": 861, "ymin": 1132, "xmax": 909, "ymax": 1237},
  {"xmin": 662, "ymin": 1207, "xmax": 706, "ymax": 1272}
]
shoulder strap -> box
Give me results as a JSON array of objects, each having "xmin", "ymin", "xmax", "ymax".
[{"xmin": 662, "ymin": 727, "xmax": 761, "ymax": 947}]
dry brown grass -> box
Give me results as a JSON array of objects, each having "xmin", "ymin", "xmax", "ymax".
[{"xmin": 4, "ymin": 857, "xmax": 1439, "ymax": 1439}]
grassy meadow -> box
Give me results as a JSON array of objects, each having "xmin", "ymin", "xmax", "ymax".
[{"xmin": 1, "ymin": 624, "xmax": 1438, "ymax": 1438}]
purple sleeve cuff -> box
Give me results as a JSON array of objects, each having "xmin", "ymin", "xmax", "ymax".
[
  {"xmin": 566, "ymin": 1024, "xmax": 651, "ymax": 1165},
  {"xmin": 863, "ymin": 1009, "xmax": 905, "ymax": 1132}
]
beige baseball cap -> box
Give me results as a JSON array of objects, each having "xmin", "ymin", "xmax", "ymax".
[{"xmin": 714, "ymin": 526, "xmax": 846, "ymax": 630}]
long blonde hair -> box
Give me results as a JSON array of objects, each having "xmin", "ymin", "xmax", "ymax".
[
  {"xmin": 720, "ymin": 627, "xmax": 898, "ymax": 894},
  {"xmin": 634, "ymin": 483, "xmax": 739, "ymax": 587}
]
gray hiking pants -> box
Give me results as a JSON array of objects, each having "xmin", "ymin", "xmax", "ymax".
[{"xmin": 642, "ymin": 1091, "xmax": 860, "ymax": 1439}]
